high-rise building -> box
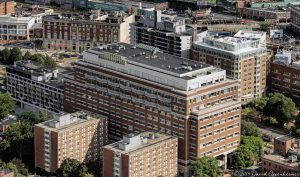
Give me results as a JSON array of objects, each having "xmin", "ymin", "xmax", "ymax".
[
  {"xmin": 131, "ymin": 10, "xmax": 197, "ymax": 58},
  {"xmin": 42, "ymin": 11, "xmax": 134, "ymax": 52},
  {"xmin": 269, "ymin": 51, "xmax": 300, "ymax": 106},
  {"xmin": 191, "ymin": 32, "xmax": 271, "ymax": 104},
  {"xmin": 291, "ymin": 5, "xmax": 300, "ymax": 35},
  {"xmin": 64, "ymin": 43, "xmax": 241, "ymax": 176},
  {"xmin": 6, "ymin": 60, "xmax": 65, "ymax": 113},
  {"xmin": 34, "ymin": 111, "xmax": 108, "ymax": 173},
  {"xmin": 103, "ymin": 132, "xmax": 178, "ymax": 177}
]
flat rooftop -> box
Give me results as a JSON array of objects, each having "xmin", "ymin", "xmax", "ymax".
[
  {"xmin": 0, "ymin": 15, "xmax": 34, "ymax": 23},
  {"xmin": 234, "ymin": 30, "xmax": 266, "ymax": 40},
  {"xmin": 36, "ymin": 111, "xmax": 106, "ymax": 131},
  {"xmin": 276, "ymin": 135, "xmax": 293, "ymax": 142},
  {"xmin": 88, "ymin": 43, "xmax": 215, "ymax": 75},
  {"xmin": 7, "ymin": 60, "xmax": 70, "ymax": 89},
  {"xmin": 104, "ymin": 132, "xmax": 177, "ymax": 154},
  {"xmin": 263, "ymin": 154, "xmax": 299, "ymax": 169}
]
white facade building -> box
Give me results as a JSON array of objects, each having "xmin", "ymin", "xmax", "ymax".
[{"xmin": 0, "ymin": 15, "xmax": 35, "ymax": 42}]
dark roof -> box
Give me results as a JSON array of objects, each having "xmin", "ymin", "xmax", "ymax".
[{"xmin": 89, "ymin": 43, "xmax": 212, "ymax": 75}]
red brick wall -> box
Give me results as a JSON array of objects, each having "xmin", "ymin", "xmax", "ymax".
[
  {"xmin": 103, "ymin": 148, "xmax": 114, "ymax": 177},
  {"xmin": 34, "ymin": 126, "xmax": 45, "ymax": 169}
]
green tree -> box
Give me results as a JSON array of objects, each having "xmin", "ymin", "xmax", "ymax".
[
  {"xmin": 9, "ymin": 47, "xmax": 23, "ymax": 64},
  {"xmin": 85, "ymin": 161, "xmax": 101, "ymax": 177},
  {"xmin": 234, "ymin": 146, "xmax": 256, "ymax": 169},
  {"xmin": 3, "ymin": 162, "xmax": 19, "ymax": 177},
  {"xmin": 30, "ymin": 54, "xmax": 45, "ymax": 64},
  {"xmin": 259, "ymin": 21, "xmax": 273, "ymax": 32},
  {"xmin": 0, "ymin": 93, "xmax": 15, "ymax": 120},
  {"xmin": 19, "ymin": 112, "xmax": 36, "ymax": 125},
  {"xmin": 250, "ymin": 96, "xmax": 268, "ymax": 113},
  {"xmin": 233, "ymin": 136, "xmax": 264, "ymax": 169},
  {"xmin": 191, "ymin": 156, "xmax": 220, "ymax": 177},
  {"xmin": 264, "ymin": 93, "xmax": 297, "ymax": 126},
  {"xmin": 0, "ymin": 121, "xmax": 34, "ymax": 162},
  {"xmin": 44, "ymin": 55, "xmax": 56, "ymax": 68},
  {"xmin": 0, "ymin": 48, "xmax": 11, "ymax": 64},
  {"xmin": 241, "ymin": 120, "xmax": 263, "ymax": 137},
  {"xmin": 59, "ymin": 53, "xmax": 64, "ymax": 60},
  {"xmin": 56, "ymin": 159, "xmax": 88, "ymax": 177},
  {"xmin": 242, "ymin": 107, "xmax": 258, "ymax": 118},
  {"xmin": 23, "ymin": 51, "xmax": 32, "ymax": 60},
  {"xmin": 10, "ymin": 158, "xmax": 28, "ymax": 175}
]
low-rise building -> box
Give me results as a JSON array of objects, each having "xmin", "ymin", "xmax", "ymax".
[
  {"xmin": 34, "ymin": 111, "xmax": 108, "ymax": 173},
  {"xmin": 103, "ymin": 132, "xmax": 178, "ymax": 177},
  {"xmin": 43, "ymin": 11, "xmax": 135, "ymax": 52},
  {"xmin": 0, "ymin": 15, "xmax": 35, "ymax": 45},
  {"xmin": 269, "ymin": 51, "xmax": 300, "ymax": 106},
  {"xmin": 16, "ymin": 5, "xmax": 54, "ymax": 23},
  {"xmin": 240, "ymin": 7, "xmax": 291, "ymax": 23},
  {"xmin": 0, "ymin": 115, "xmax": 17, "ymax": 132},
  {"xmin": 262, "ymin": 135, "xmax": 300, "ymax": 174},
  {"xmin": 6, "ymin": 60, "xmax": 65, "ymax": 113},
  {"xmin": 0, "ymin": 0, "xmax": 14, "ymax": 15}
]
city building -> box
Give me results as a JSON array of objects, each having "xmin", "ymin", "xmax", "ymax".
[
  {"xmin": 239, "ymin": 7, "xmax": 291, "ymax": 23},
  {"xmin": 87, "ymin": 0, "xmax": 169, "ymax": 13},
  {"xmin": 6, "ymin": 60, "xmax": 65, "ymax": 113},
  {"xmin": 291, "ymin": 5, "xmax": 300, "ymax": 35},
  {"xmin": 103, "ymin": 132, "xmax": 178, "ymax": 177},
  {"xmin": 0, "ymin": 169, "xmax": 14, "ymax": 177},
  {"xmin": 0, "ymin": 115, "xmax": 17, "ymax": 133},
  {"xmin": 234, "ymin": 30, "xmax": 267, "ymax": 45},
  {"xmin": 131, "ymin": 10, "xmax": 197, "ymax": 58},
  {"xmin": 42, "ymin": 11, "xmax": 135, "ymax": 52},
  {"xmin": 0, "ymin": 0, "xmax": 14, "ymax": 15},
  {"xmin": 0, "ymin": 15, "xmax": 35, "ymax": 45},
  {"xmin": 269, "ymin": 51, "xmax": 300, "ymax": 106},
  {"xmin": 262, "ymin": 135, "xmax": 300, "ymax": 173},
  {"xmin": 64, "ymin": 43, "xmax": 241, "ymax": 176},
  {"xmin": 34, "ymin": 111, "xmax": 108, "ymax": 173},
  {"xmin": 15, "ymin": 5, "xmax": 54, "ymax": 23},
  {"xmin": 191, "ymin": 34, "xmax": 271, "ymax": 104}
]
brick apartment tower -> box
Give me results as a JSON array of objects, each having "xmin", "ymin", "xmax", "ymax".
[
  {"xmin": 103, "ymin": 132, "xmax": 178, "ymax": 177},
  {"xmin": 0, "ymin": 0, "xmax": 14, "ymax": 15},
  {"xmin": 191, "ymin": 32, "xmax": 271, "ymax": 104},
  {"xmin": 34, "ymin": 111, "xmax": 108, "ymax": 173},
  {"xmin": 64, "ymin": 43, "xmax": 241, "ymax": 177}
]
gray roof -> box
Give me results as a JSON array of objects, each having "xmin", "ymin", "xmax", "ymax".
[
  {"xmin": 276, "ymin": 135, "xmax": 293, "ymax": 142},
  {"xmin": 90, "ymin": 43, "xmax": 212, "ymax": 75}
]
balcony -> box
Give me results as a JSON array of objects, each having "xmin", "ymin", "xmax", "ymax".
[{"xmin": 145, "ymin": 92, "xmax": 157, "ymax": 99}]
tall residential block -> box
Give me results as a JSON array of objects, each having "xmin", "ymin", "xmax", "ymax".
[
  {"xmin": 291, "ymin": 5, "xmax": 300, "ymax": 35},
  {"xmin": 34, "ymin": 111, "xmax": 108, "ymax": 173},
  {"xmin": 42, "ymin": 11, "xmax": 134, "ymax": 52},
  {"xmin": 64, "ymin": 43, "xmax": 241, "ymax": 176},
  {"xmin": 131, "ymin": 10, "xmax": 196, "ymax": 58},
  {"xmin": 191, "ymin": 31, "xmax": 271, "ymax": 104},
  {"xmin": 103, "ymin": 132, "xmax": 178, "ymax": 177}
]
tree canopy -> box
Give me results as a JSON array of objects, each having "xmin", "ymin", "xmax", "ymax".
[
  {"xmin": 259, "ymin": 21, "xmax": 273, "ymax": 32},
  {"xmin": 264, "ymin": 93, "xmax": 297, "ymax": 125},
  {"xmin": 0, "ymin": 92, "xmax": 15, "ymax": 120},
  {"xmin": 191, "ymin": 156, "xmax": 220, "ymax": 177},
  {"xmin": 233, "ymin": 136, "xmax": 264, "ymax": 170},
  {"xmin": 0, "ymin": 47, "xmax": 22, "ymax": 65},
  {"xmin": 56, "ymin": 159, "xmax": 88, "ymax": 177},
  {"xmin": 241, "ymin": 120, "xmax": 263, "ymax": 137}
]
